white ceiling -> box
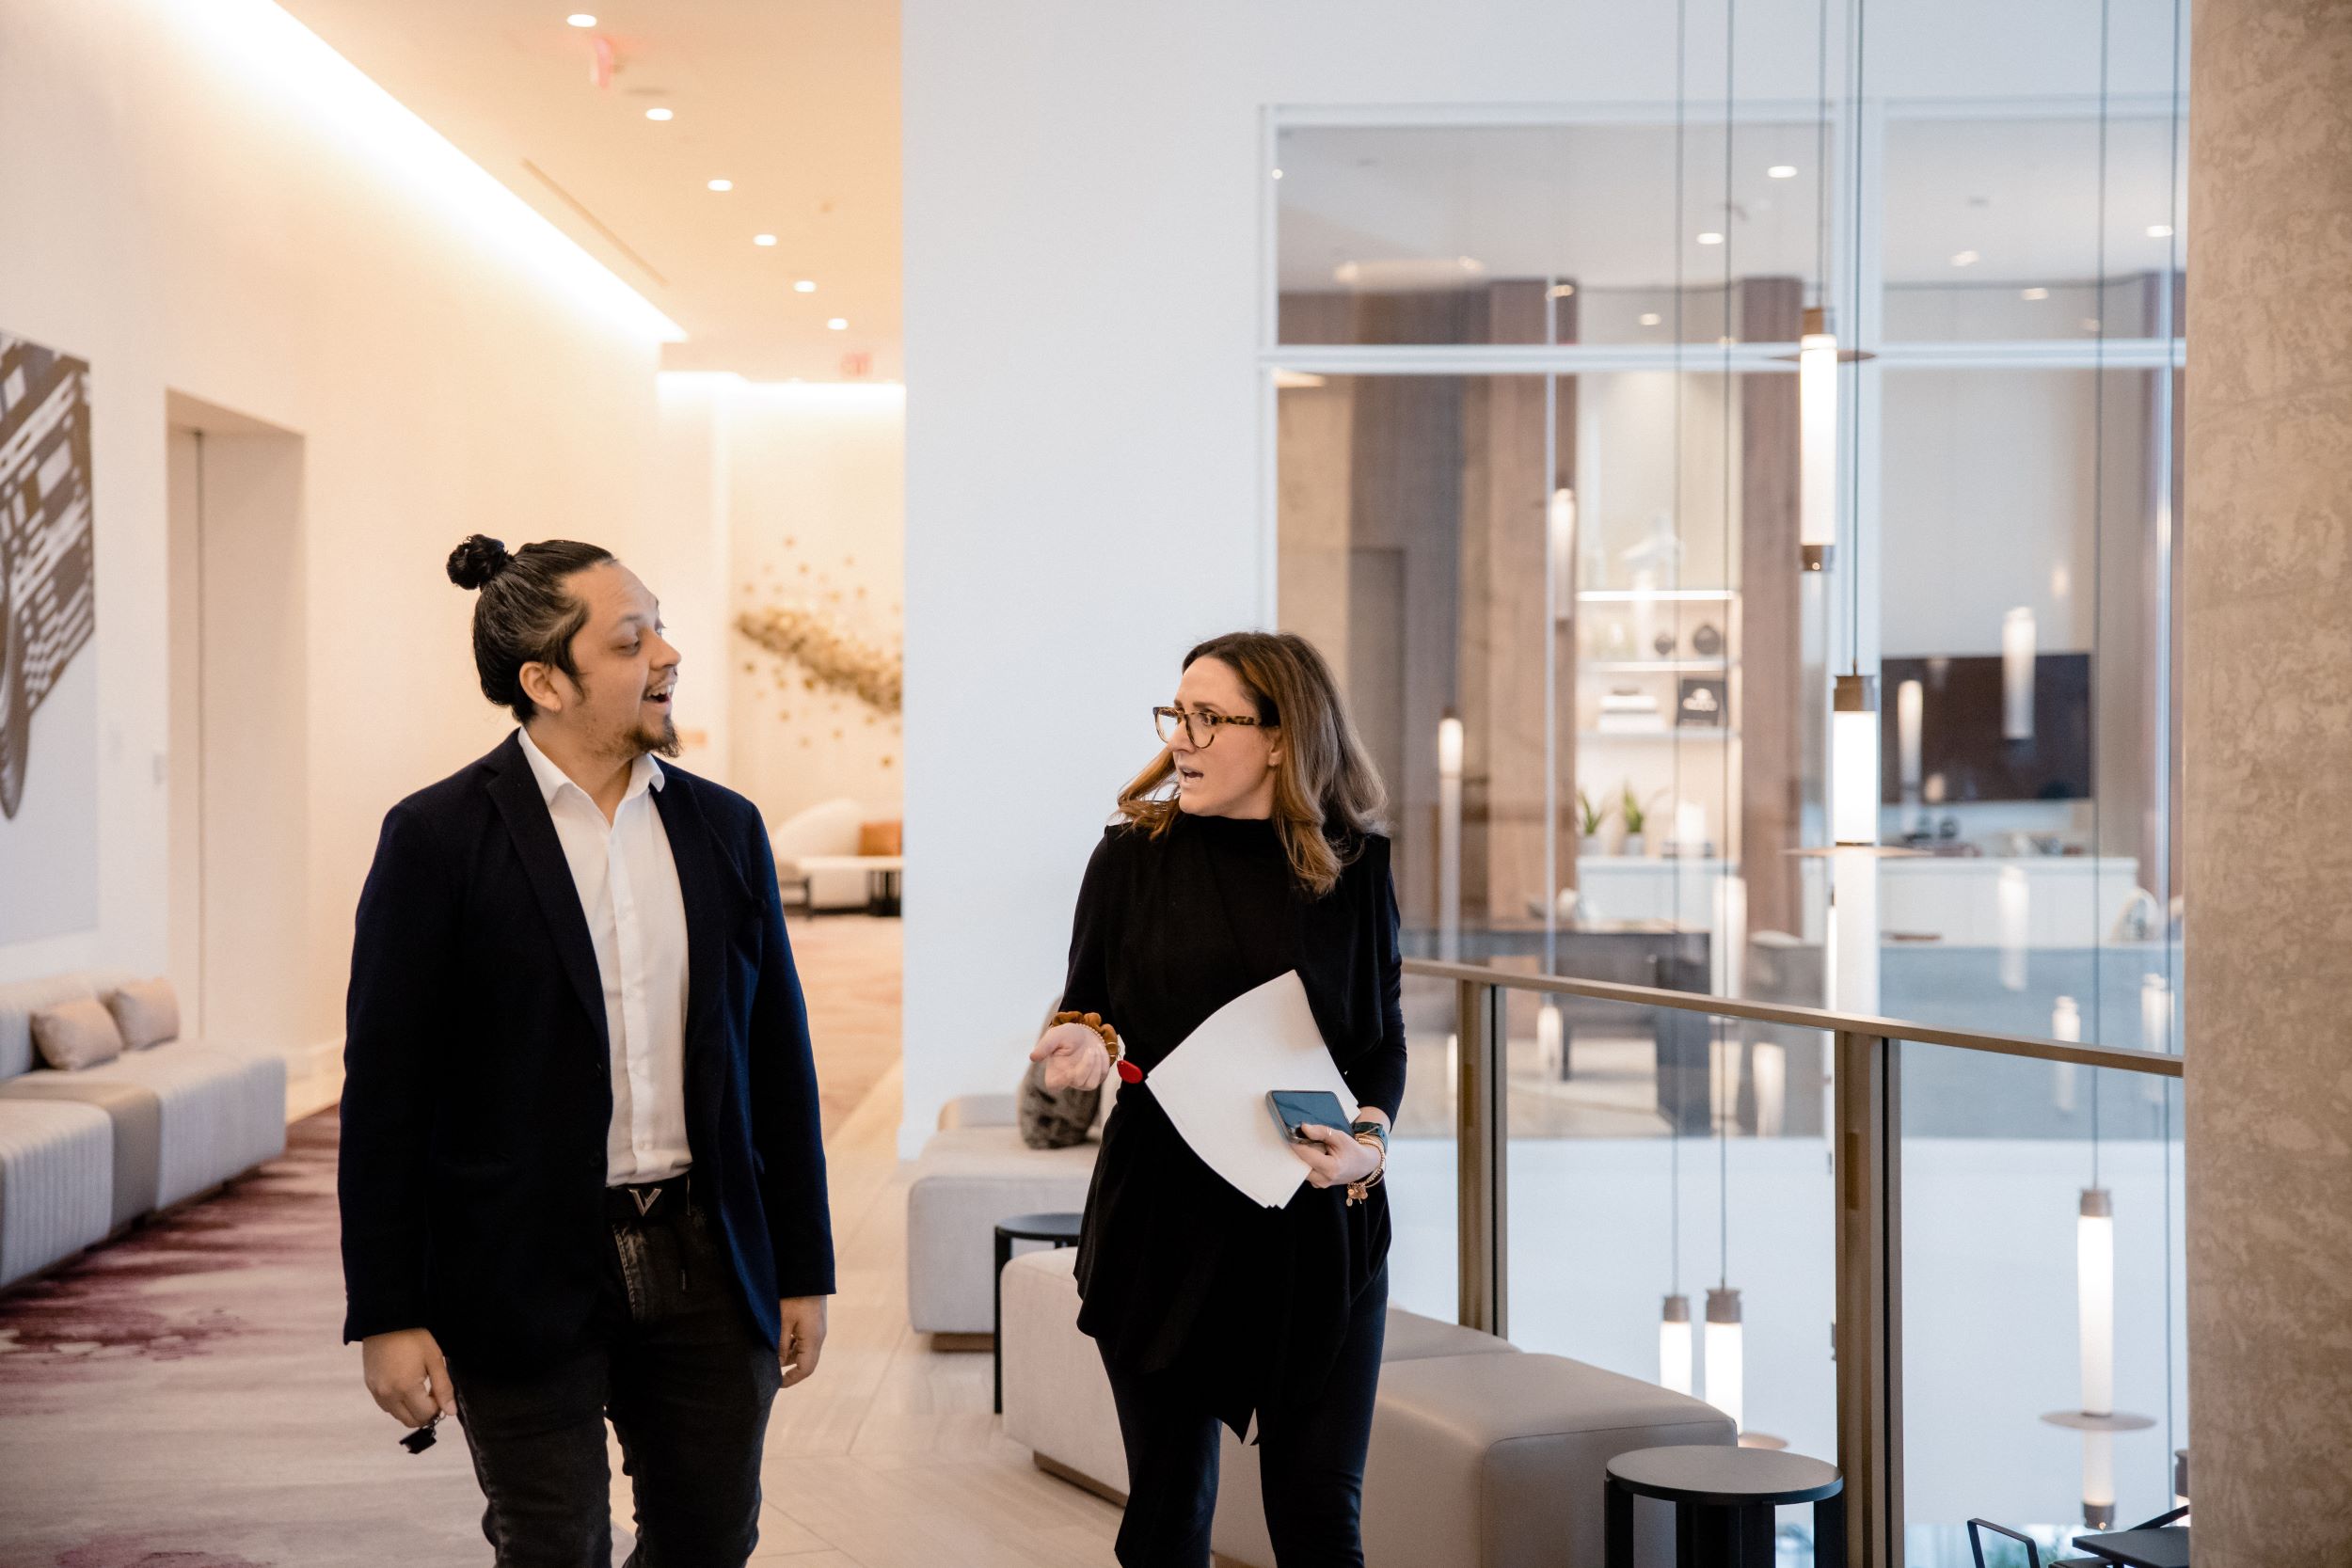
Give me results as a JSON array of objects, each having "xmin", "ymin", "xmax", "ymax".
[{"xmin": 280, "ymin": 0, "xmax": 901, "ymax": 382}]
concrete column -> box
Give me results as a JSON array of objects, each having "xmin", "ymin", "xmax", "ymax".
[{"xmin": 2184, "ymin": 4, "xmax": 2352, "ymax": 1561}]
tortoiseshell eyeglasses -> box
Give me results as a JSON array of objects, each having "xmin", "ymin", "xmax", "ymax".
[{"xmin": 1153, "ymin": 705, "xmax": 1269, "ymax": 750}]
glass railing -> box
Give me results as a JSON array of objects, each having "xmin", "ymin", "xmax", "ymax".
[
  {"xmin": 1402, "ymin": 958, "xmax": 2185, "ymax": 1568},
  {"xmin": 1895, "ymin": 1044, "xmax": 2186, "ymax": 1564}
]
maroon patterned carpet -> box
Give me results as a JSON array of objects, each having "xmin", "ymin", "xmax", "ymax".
[{"xmin": 0, "ymin": 1113, "xmax": 492, "ymax": 1566}]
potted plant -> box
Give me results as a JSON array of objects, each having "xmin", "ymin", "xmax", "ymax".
[
  {"xmin": 1576, "ymin": 788, "xmax": 1610, "ymax": 858},
  {"xmin": 1618, "ymin": 784, "xmax": 1662, "ymax": 858}
]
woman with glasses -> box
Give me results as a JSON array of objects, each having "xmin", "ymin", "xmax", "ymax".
[{"xmin": 1028, "ymin": 630, "xmax": 1402, "ymax": 1568}]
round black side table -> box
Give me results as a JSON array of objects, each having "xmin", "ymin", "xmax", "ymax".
[
  {"xmin": 1604, "ymin": 1444, "xmax": 1844, "ymax": 1567},
  {"xmin": 992, "ymin": 1210, "xmax": 1083, "ymax": 1415}
]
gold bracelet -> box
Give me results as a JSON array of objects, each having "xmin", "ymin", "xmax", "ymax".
[{"xmin": 1344, "ymin": 1131, "xmax": 1388, "ymax": 1206}]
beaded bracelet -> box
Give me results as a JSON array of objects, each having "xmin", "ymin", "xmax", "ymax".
[{"xmin": 1050, "ymin": 1009, "xmax": 1137, "ymax": 1082}]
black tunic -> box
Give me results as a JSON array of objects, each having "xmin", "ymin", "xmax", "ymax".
[{"xmin": 1057, "ymin": 811, "xmax": 1407, "ymax": 1440}]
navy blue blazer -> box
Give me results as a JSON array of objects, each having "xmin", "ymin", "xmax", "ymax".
[{"xmin": 338, "ymin": 731, "xmax": 834, "ymax": 1370}]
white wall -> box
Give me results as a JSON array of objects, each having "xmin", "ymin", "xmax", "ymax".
[
  {"xmin": 0, "ymin": 0, "xmax": 672, "ymax": 1053},
  {"xmin": 898, "ymin": 0, "xmax": 2188, "ymax": 1151},
  {"xmin": 653, "ymin": 376, "xmax": 906, "ymax": 832}
]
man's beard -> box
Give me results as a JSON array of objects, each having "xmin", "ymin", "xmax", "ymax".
[{"xmin": 628, "ymin": 712, "xmax": 683, "ymax": 760}]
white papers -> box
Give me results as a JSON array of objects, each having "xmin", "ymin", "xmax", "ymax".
[{"xmin": 1145, "ymin": 970, "xmax": 1356, "ymax": 1209}]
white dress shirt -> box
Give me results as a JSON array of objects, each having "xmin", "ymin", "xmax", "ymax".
[{"xmin": 517, "ymin": 726, "xmax": 693, "ymax": 1186}]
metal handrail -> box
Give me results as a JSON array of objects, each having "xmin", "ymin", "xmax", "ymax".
[
  {"xmin": 1401, "ymin": 958, "xmax": 2185, "ymax": 1076},
  {"xmin": 1406, "ymin": 956, "xmax": 2184, "ymax": 1568}
]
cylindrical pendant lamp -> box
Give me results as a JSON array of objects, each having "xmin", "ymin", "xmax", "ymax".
[
  {"xmin": 1831, "ymin": 673, "xmax": 1880, "ymax": 847},
  {"xmin": 1704, "ymin": 1287, "xmax": 1744, "ymax": 1433},
  {"xmin": 1799, "ymin": 307, "xmax": 1837, "ymax": 572},
  {"xmin": 1896, "ymin": 677, "xmax": 1924, "ymax": 809},
  {"xmin": 1438, "ymin": 712, "xmax": 1464, "ymax": 963},
  {"xmin": 1660, "ymin": 1294, "xmax": 1693, "ymax": 1396},
  {"xmin": 2052, "ymin": 995, "xmax": 2081, "ymax": 1114},
  {"xmin": 2078, "ymin": 1186, "xmax": 2115, "ymax": 1418},
  {"xmin": 1998, "ymin": 864, "xmax": 2030, "ymax": 992},
  {"xmin": 2002, "ymin": 608, "xmax": 2037, "ymax": 741}
]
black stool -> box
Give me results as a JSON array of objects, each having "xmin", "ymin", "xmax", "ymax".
[
  {"xmin": 1605, "ymin": 1444, "xmax": 1844, "ymax": 1567},
  {"xmin": 992, "ymin": 1210, "xmax": 1082, "ymax": 1415}
]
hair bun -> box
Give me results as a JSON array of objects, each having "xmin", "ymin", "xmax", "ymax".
[{"xmin": 447, "ymin": 534, "xmax": 513, "ymax": 590}]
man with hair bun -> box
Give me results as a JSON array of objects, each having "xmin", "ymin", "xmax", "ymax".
[{"xmin": 339, "ymin": 534, "xmax": 833, "ymax": 1566}]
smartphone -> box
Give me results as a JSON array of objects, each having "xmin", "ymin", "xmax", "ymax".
[{"xmin": 1266, "ymin": 1089, "xmax": 1352, "ymax": 1143}]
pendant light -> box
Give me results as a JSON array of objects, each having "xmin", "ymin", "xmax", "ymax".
[
  {"xmin": 2002, "ymin": 607, "xmax": 2038, "ymax": 741},
  {"xmin": 2052, "ymin": 994, "xmax": 2081, "ymax": 1114},
  {"xmin": 1799, "ymin": 309, "xmax": 1837, "ymax": 571},
  {"xmin": 1437, "ymin": 711, "xmax": 1464, "ymax": 963},
  {"xmin": 1661, "ymin": 1293, "xmax": 1693, "ymax": 1396},
  {"xmin": 1705, "ymin": 1286, "xmax": 1744, "ymax": 1432}
]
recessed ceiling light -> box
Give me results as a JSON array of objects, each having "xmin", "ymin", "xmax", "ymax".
[
  {"xmin": 566, "ymin": 13, "xmax": 596, "ymax": 26},
  {"xmin": 753, "ymin": 234, "xmax": 777, "ymax": 246},
  {"xmin": 827, "ymin": 318, "xmax": 849, "ymax": 331},
  {"xmin": 1548, "ymin": 283, "xmax": 1576, "ymax": 299},
  {"xmin": 2146, "ymin": 224, "xmax": 2174, "ymax": 238},
  {"xmin": 1767, "ymin": 164, "xmax": 1797, "ymax": 179},
  {"xmin": 2021, "ymin": 286, "xmax": 2050, "ymax": 301},
  {"xmin": 793, "ymin": 279, "xmax": 817, "ymax": 293},
  {"xmin": 1950, "ymin": 249, "xmax": 1980, "ymax": 267},
  {"xmin": 1639, "ymin": 312, "xmax": 1663, "ymax": 326},
  {"xmin": 1270, "ymin": 167, "xmax": 1284, "ymax": 181},
  {"xmin": 644, "ymin": 107, "xmax": 673, "ymax": 121},
  {"xmin": 707, "ymin": 179, "xmax": 733, "ymax": 192},
  {"xmin": 1696, "ymin": 231, "xmax": 1724, "ymax": 245}
]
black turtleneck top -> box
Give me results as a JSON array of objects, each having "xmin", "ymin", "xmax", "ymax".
[{"xmin": 1057, "ymin": 810, "xmax": 1406, "ymax": 1439}]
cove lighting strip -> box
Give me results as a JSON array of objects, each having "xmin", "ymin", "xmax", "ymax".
[{"xmin": 174, "ymin": 0, "xmax": 683, "ymax": 343}]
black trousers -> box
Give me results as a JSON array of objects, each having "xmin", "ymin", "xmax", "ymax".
[
  {"xmin": 447, "ymin": 1189, "xmax": 783, "ymax": 1568},
  {"xmin": 1102, "ymin": 1266, "xmax": 1388, "ymax": 1568}
]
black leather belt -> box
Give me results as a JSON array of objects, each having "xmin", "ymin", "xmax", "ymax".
[{"xmin": 604, "ymin": 1170, "xmax": 694, "ymax": 1227}]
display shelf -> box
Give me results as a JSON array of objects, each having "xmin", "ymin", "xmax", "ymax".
[
  {"xmin": 1577, "ymin": 587, "xmax": 1737, "ymax": 603},
  {"xmin": 1578, "ymin": 728, "xmax": 1739, "ymax": 741},
  {"xmin": 1585, "ymin": 658, "xmax": 1732, "ymax": 674}
]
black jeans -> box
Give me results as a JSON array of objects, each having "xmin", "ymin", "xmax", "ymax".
[
  {"xmin": 447, "ymin": 1191, "xmax": 783, "ymax": 1568},
  {"xmin": 1101, "ymin": 1266, "xmax": 1388, "ymax": 1568}
]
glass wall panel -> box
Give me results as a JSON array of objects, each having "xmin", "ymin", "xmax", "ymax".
[
  {"xmin": 1275, "ymin": 123, "xmax": 1826, "ymax": 347},
  {"xmin": 1388, "ymin": 969, "xmax": 1461, "ymax": 1323},
  {"xmin": 1899, "ymin": 1044, "xmax": 2185, "ymax": 1560}
]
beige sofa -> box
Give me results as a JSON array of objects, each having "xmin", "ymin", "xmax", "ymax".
[
  {"xmin": 769, "ymin": 797, "xmax": 900, "ymax": 911},
  {"xmin": 0, "ymin": 972, "xmax": 286, "ymax": 1289},
  {"xmin": 1000, "ymin": 1246, "xmax": 1735, "ymax": 1567}
]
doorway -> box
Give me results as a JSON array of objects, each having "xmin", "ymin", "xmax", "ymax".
[{"xmin": 165, "ymin": 393, "xmax": 306, "ymax": 1049}]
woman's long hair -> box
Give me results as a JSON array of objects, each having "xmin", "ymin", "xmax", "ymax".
[{"xmin": 1117, "ymin": 631, "xmax": 1387, "ymax": 896}]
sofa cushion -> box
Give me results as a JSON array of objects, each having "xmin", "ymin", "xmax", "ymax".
[
  {"xmin": 32, "ymin": 998, "xmax": 125, "ymax": 1071},
  {"xmin": 105, "ymin": 978, "xmax": 183, "ymax": 1051},
  {"xmin": 0, "ymin": 974, "xmax": 102, "ymax": 1081}
]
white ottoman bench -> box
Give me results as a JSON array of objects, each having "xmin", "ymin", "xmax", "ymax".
[{"xmin": 905, "ymin": 1094, "xmax": 1099, "ymax": 1338}]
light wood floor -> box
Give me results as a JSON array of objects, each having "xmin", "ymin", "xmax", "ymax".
[{"xmin": 626, "ymin": 916, "xmax": 1127, "ymax": 1566}]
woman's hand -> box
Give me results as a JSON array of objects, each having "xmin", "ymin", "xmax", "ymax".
[
  {"xmin": 1029, "ymin": 1021, "xmax": 1112, "ymax": 1093},
  {"xmin": 1289, "ymin": 1120, "xmax": 1384, "ymax": 1189}
]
